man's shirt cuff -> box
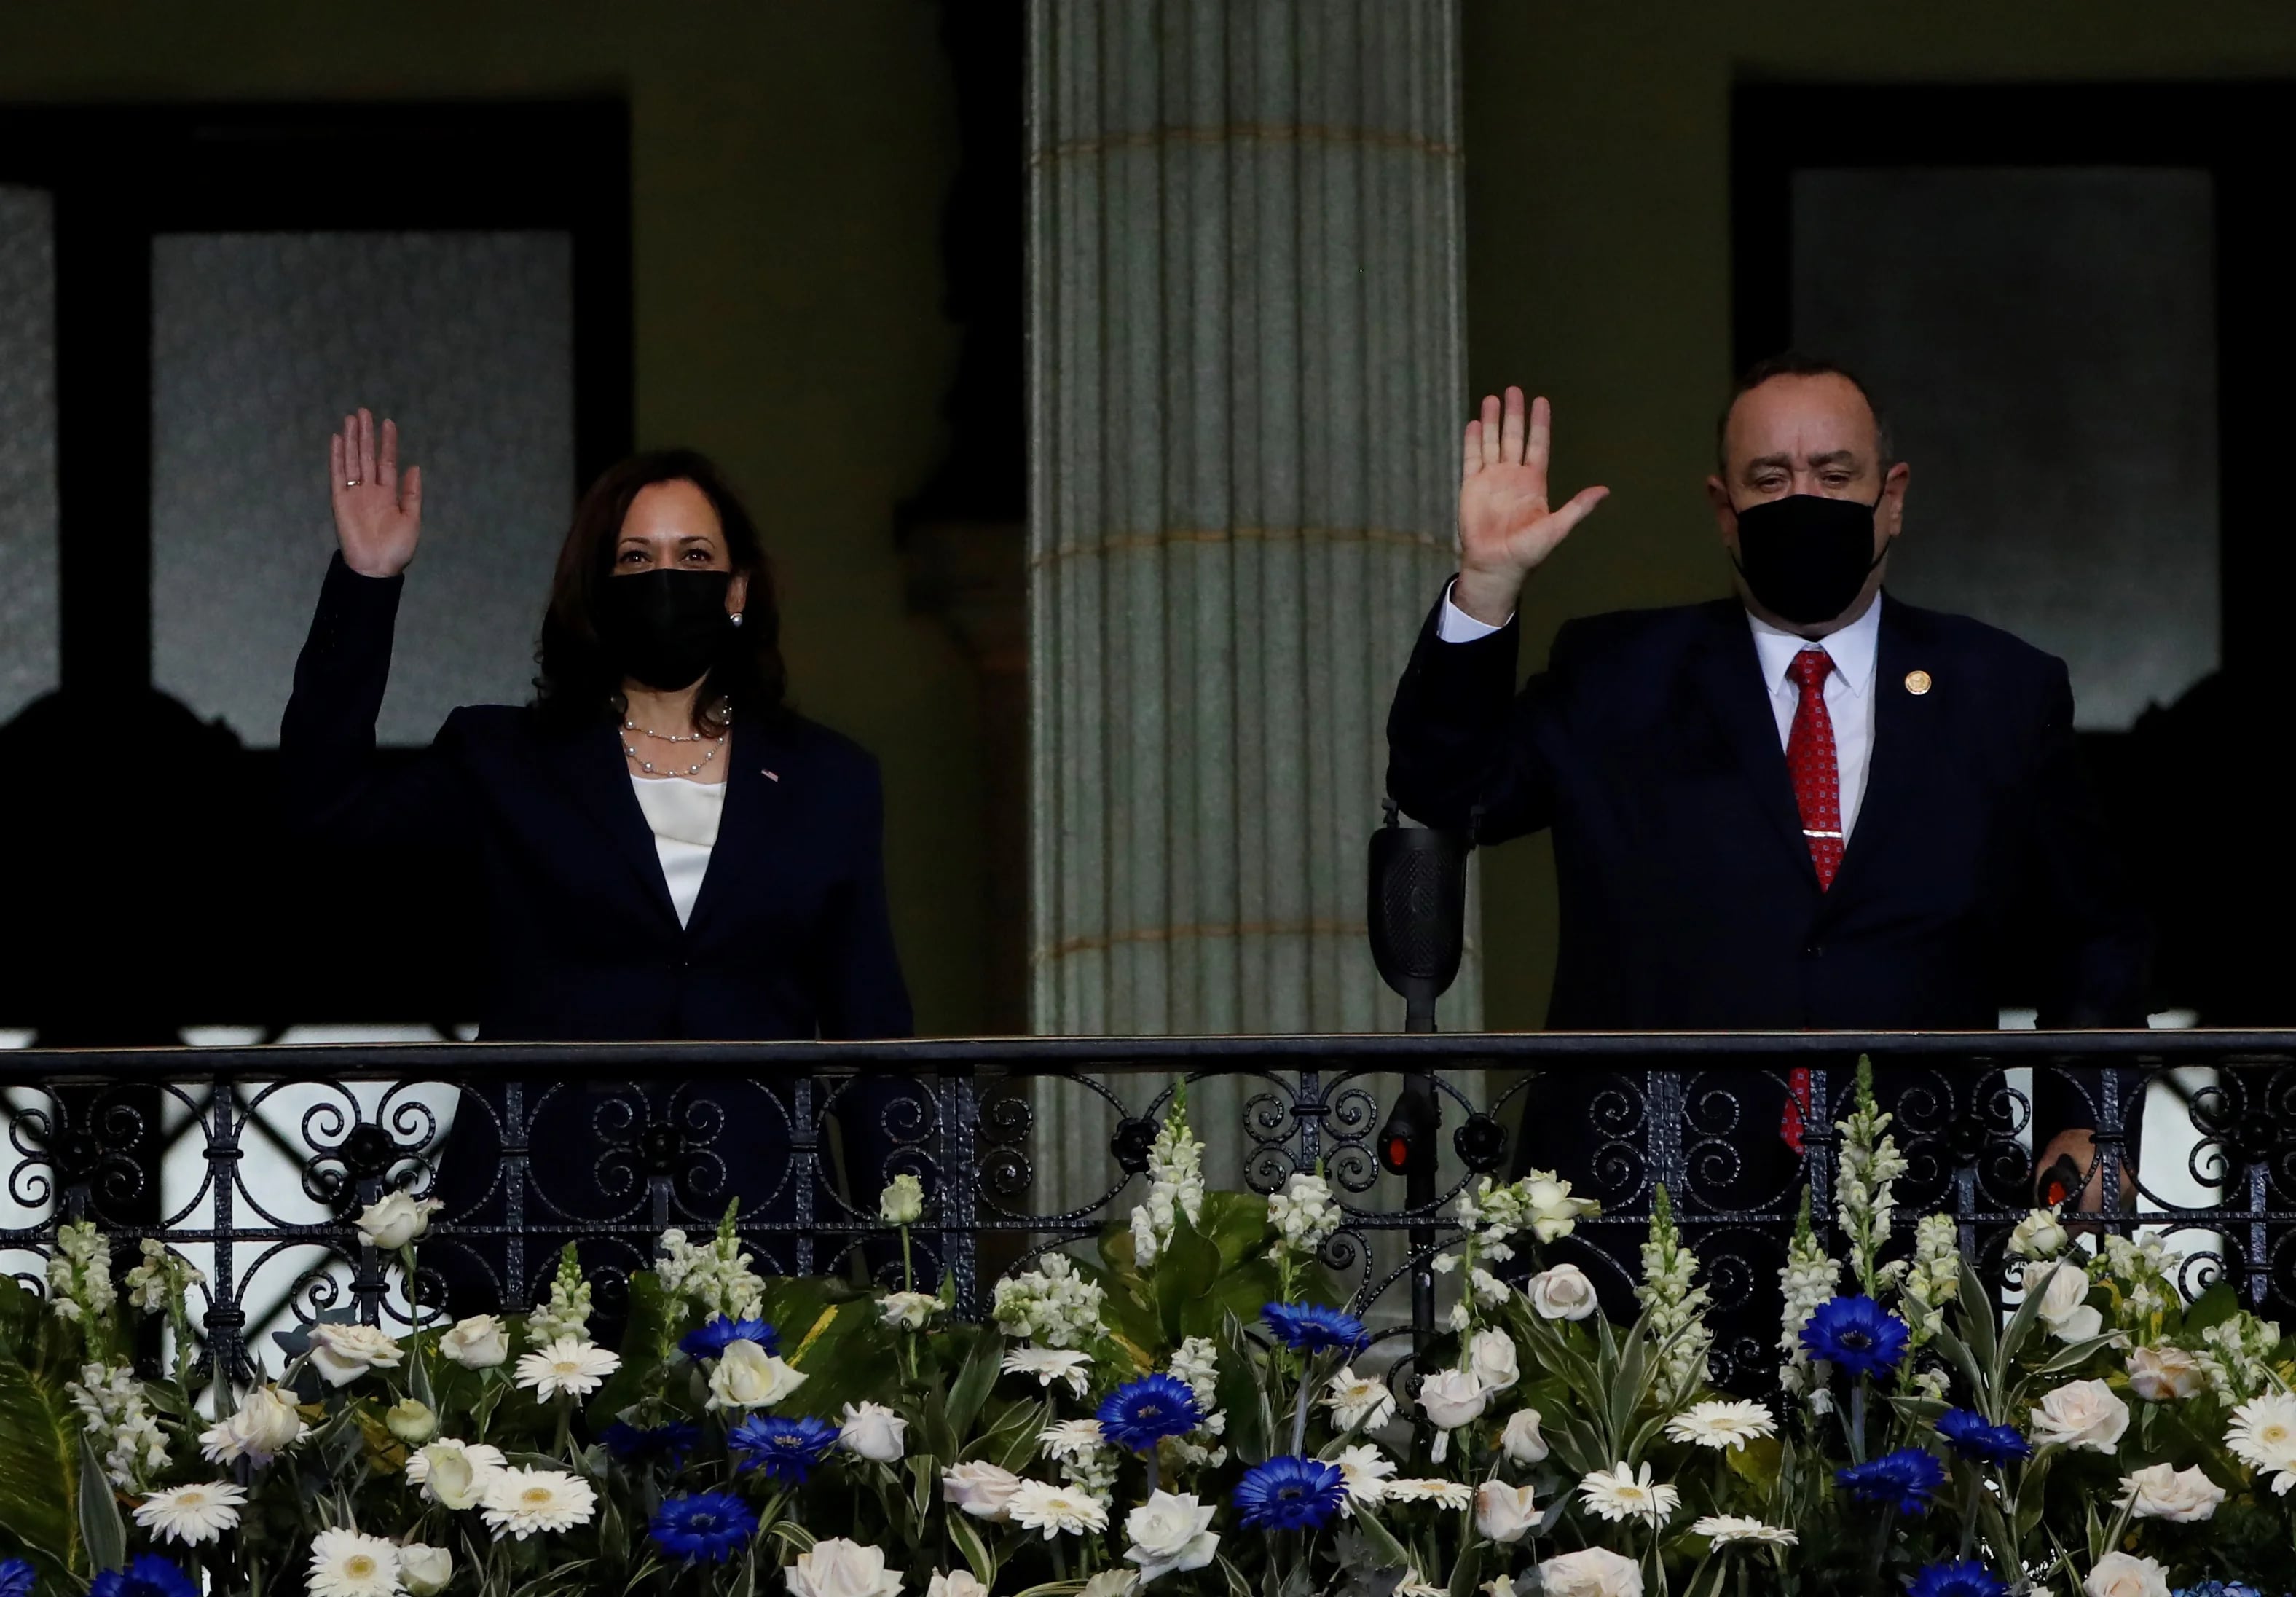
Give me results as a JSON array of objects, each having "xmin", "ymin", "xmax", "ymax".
[{"xmin": 1437, "ymin": 580, "xmax": 1510, "ymax": 643}]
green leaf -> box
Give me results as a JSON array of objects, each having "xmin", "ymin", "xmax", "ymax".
[
  {"xmin": 948, "ymin": 1513, "xmax": 999, "ymax": 1587},
  {"xmin": 945, "ymin": 1324, "xmax": 1004, "ymax": 1437},
  {"xmin": 1347, "ymin": 1505, "xmax": 1412, "ymax": 1569},
  {"xmin": 1214, "ymin": 1313, "xmax": 1275, "ymax": 1465},
  {"xmin": 1152, "ymin": 1211, "xmax": 1223, "ymax": 1347},
  {"xmin": 1954, "ymin": 1255, "xmax": 1999, "ymax": 1376},
  {"xmin": 2181, "ymin": 1279, "xmax": 2240, "ymax": 1337},
  {"xmin": 76, "ymin": 1435, "xmax": 125, "ymax": 1574},
  {"xmin": 0, "ymin": 1318, "xmax": 79, "ymax": 1576}
]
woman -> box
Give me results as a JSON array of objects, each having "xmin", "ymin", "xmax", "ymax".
[{"xmin": 283, "ymin": 409, "xmax": 914, "ymax": 1306}]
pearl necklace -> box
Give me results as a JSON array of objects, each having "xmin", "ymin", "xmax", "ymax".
[{"xmin": 623, "ymin": 707, "xmax": 729, "ymax": 777}]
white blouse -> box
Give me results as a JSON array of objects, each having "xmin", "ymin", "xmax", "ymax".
[{"xmin": 629, "ymin": 774, "xmax": 726, "ymax": 927}]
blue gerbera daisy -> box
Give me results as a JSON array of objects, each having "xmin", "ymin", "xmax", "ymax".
[
  {"xmin": 1234, "ymin": 1454, "xmax": 1348, "ymax": 1531},
  {"xmin": 90, "ymin": 1558, "xmax": 200, "ymax": 1597},
  {"xmin": 1801, "ymin": 1294, "xmax": 1911, "ymax": 1378},
  {"xmin": 0, "ymin": 1559, "xmax": 34, "ymax": 1597},
  {"xmin": 648, "ymin": 1491, "xmax": 760, "ymax": 1564},
  {"xmin": 1262, "ymin": 1302, "xmax": 1369, "ymax": 1356},
  {"xmin": 728, "ymin": 1413, "xmax": 839, "ymax": 1484},
  {"xmin": 1097, "ymin": 1373, "xmax": 1203, "ymax": 1452},
  {"xmin": 1836, "ymin": 1447, "xmax": 1946, "ymax": 1515},
  {"xmin": 1935, "ymin": 1408, "xmax": 2032, "ymax": 1467},
  {"xmin": 1907, "ymin": 1561, "xmax": 2010, "ymax": 1597},
  {"xmin": 602, "ymin": 1419, "xmax": 703, "ymax": 1467},
  {"xmin": 679, "ymin": 1316, "xmax": 779, "ymax": 1361}
]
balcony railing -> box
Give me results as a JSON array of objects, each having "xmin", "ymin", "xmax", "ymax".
[{"xmin": 2, "ymin": 1031, "xmax": 2287, "ymax": 1388}]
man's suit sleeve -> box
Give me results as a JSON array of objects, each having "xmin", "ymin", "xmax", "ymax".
[
  {"xmin": 2026, "ymin": 658, "xmax": 2153, "ymax": 1028},
  {"xmin": 1384, "ymin": 581, "xmax": 1567, "ymax": 842}
]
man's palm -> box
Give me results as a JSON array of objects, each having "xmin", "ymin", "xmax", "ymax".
[{"xmin": 1453, "ymin": 388, "xmax": 1607, "ymax": 622}]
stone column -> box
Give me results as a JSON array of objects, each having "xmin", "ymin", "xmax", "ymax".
[{"xmin": 1026, "ymin": 0, "xmax": 1480, "ymax": 1195}]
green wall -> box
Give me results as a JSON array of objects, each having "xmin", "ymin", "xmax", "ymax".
[
  {"xmin": 0, "ymin": 3, "xmax": 991, "ymax": 1035},
  {"xmin": 1458, "ymin": 0, "xmax": 2296, "ymax": 1030}
]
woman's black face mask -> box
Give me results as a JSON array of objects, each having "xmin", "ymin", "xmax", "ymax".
[
  {"xmin": 1728, "ymin": 490, "xmax": 1889, "ymax": 628},
  {"xmin": 598, "ymin": 569, "xmax": 734, "ymax": 691}
]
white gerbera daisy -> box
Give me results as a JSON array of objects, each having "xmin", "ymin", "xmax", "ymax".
[
  {"xmin": 133, "ymin": 1480, "xmax": 248, "ymax": 1545},
  {"xmin": 307, "ymin": 1526, "xmax": 401, "ymax": 1597},
  {"xmin": 1002, "ymin": 1346, "xmax": 1093, "ymax": 1398},
  {"xmin": 1578, "ymin": 1461, "xmax": 1681, "ymax": 1524},
  {"xmin": 1664, "ymin": 1399, "xmax": 1778, "ymax": 1451},
  {"xmin": 1324, "ymin": 1367, "xmax": 1397, "ymax": 1432},
  {"xmin": 2228, "ymin": 1392, "xmax": 2296, "ymax": 1492},
  {"xmin": 1691, "ymin": 1514, "xmax": 1798, "ymax": 1547},
  {"xmin": 514, "ymin": 1337, "xmax": 621, "ymax": 1401},
  {"xmin": 1335, "ymin": 1442, "xmax": 1397, "ymax": 1510},
  {"xmin": 1039, "ymin": 1419, "xmax": 1106, "ymax": 1461},
  {"xmin": 1005, "ymin": 1478, "xmax": 1110, "ymax": 1538},
  {"xmin": 479, "ymin": 1466, "xmax": 599, "ymax": 1539},
  {"xmin": 1379, "ymin": 1478, "xmax": 1474, "ymax": 1510}
]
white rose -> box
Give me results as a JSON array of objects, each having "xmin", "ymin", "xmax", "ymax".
[
  {"xmin": 1526, "ymin": 1263, "xmax": 1600, "ymax": 1321},
  {"xmin": 941, "ymin": 1461, "xmax": 1023, "ymax": 1521},
  {"xmin": 1467, "ymin": 1329, "xmax": 1520, "ymax": 1393},
  {"xmin": 1474, "ymin": 1479, "xmax": 1540, "ymax": 1544},
  {"xmin": 1524, "ymin": 1176, "xmax": 1597, "ymax": 1244},
  {"xmin": 439, "ymin": 1314, "xmax": 510, "ymax": 1370},
  {"xmin": 2083, "ymin": 1551, "xmax": 2171, "ymax": 1597},
  {"xmin": 926, "ymin": 1576, "xmax": 989, "ymax": 1597},
  {"xmin": 2030, "ymin": 1378, "xmax": 2131, "ymax": 1453},
  {"xmin": 1538, "ymin": 1546, "xmax": 1644, "ymax": 1597},
  {"xmin": 786, "ymin": 1537, "xmax": 903, "ymax": 1597},
  {"xmin": 354, "ymin": 1192, "xmax": 443, "ymax": 1251},
  {"xmin": 879, "ymin": 1291, "xmax": 941, "ymax": 1330},
  {"xmin": 399, "ymin": 1542, "xmax": 453, "ymax": 1597},
  {"xmin": 2009, "ymin": 1206, "xmax": 2069, "ymax": 1260},
  {"xmin": 410, "ymin": 1440, "xmax": 503, "ymax": 1510},
  {"xmin": 1417, "ymin": 1368, "xmax": 1488, "ymax": 1430},
  {"xmin": 1501, "ymin": 1406, "xmax": 1550, "ymax": 1465},
  {"xmin": 2126, "ymin": 1344, "xmax": 2204, "ymax": 1402},
  {"xmin": 839, "ymin": 1402, "xmax": 909, "ymax": 1464},
  {"xmin": 2030, "ymin": 1260, "xmax": 2104, "ymax": 1343},
  {"xmin": 306, "ymin": 1322, "xmax": 404, "ymax": 1387},
  {"xmin": 879, "ymin": 1174, "xmax": 926, "ymax": 1226},
  {"xmin": 232, "ymin": 1387, "xmax": 305, "ymax": 1456},
  {"xmin": 706, "ymin": 1340, "xmax": 807, "ymax": 1410},
  {"xmin": 2118, "ymin": 1461, "xmax": 2225, "ymax": 1523},
  {"xmin": 1122, "ymin": 1490, "xmax": 1219, "ymax": 1584}
]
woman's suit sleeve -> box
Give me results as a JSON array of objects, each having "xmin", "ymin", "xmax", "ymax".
[{"xmin": 279, "ymin": 554, "xmax": 473, "ymax": 849}]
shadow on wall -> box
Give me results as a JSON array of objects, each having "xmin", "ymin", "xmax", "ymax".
[{"xmin": 0, "ymin": 688, "xmax": 481, "ymax": 1045}]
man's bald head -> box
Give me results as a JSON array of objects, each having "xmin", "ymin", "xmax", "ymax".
[{"xmin": 1715, "ymin": 352, "xmax": 1892, "ymax": 478}]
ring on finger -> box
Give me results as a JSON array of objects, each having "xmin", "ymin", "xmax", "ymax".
[{"xmin": 346, "ymin": 478, "xmax": 361, "ymax": 488}]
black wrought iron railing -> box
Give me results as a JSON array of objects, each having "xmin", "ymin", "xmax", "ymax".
[{"xmin": 2, "ymin": 1031, "xmax": 2290, "ymax": 1389}]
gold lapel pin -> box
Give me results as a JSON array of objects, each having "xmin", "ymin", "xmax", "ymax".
[{"xmin": 1904, "ymin": 670, "xmax": 1933, "ymax": 696}]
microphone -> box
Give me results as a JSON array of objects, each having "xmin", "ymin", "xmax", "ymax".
[
  {"xmin": 1369, "ymin": 803, "xmax": 1469, "ymax": 1178},
  {"xmin": 1367, "ymin": 802, "xmax": 1469, "ymax": 1036}
]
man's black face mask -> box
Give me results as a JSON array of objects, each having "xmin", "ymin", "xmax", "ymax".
[
  {"xmin": 1729, "ymin": 490, "xmax": 1888, "ymax": 628},
  {"xmin": 599, "ymin": 569, "xmax": 734, "ymax": 691}
]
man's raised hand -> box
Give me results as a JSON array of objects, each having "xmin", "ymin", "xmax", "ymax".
[
  {"xmin": 1452, "ymin": 386, "xmax": 1608, "ymax": 625},
  {"xmin": 330, "ymin": 409, "xmax": 423, "ymax": 578}
]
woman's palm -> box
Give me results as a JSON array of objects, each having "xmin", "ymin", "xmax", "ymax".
[{"xmin": 331, "ymin": 409, "xmax": 423, "ymax": 578}]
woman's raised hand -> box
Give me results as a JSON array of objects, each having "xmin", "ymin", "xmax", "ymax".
[{"xmin": 330, "ymin": 409, "xmax": 423, "ymax": 578}]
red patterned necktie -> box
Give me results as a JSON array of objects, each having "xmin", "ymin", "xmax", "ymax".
[{"xmin": 1780, "ymin": 647, "xmax": 1839, "ymax": 1154}]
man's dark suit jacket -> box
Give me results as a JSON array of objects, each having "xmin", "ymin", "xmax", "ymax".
[
  {"xmin": 1385, "ymin": 585, "xmax": 2150, "ymax": 1355},
  {"xmin": 282, "ymin": 554, "xmax": 915, "ymax": 1302},
  {"xmin": 1387, "ymin": 586, "xmax": 2147, "ymax": 1032}
]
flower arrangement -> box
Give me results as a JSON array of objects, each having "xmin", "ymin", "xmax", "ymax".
[{"xmin": 3, "ymin": 1067, "xmax": 2295, "ymax": 1596}]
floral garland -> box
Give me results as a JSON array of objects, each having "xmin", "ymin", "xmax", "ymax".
[{"xmin": 0, "ymin": 1063, "xmax": 2292, "ymax": 1596}]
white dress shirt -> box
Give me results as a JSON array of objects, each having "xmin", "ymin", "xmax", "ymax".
[
  {"xmin": 1436, "ymin": 585, "xmax": 1884, "ymax": 839},
  {"xmin": 629, "ymin": 774, "xmax": 726, "ymax": 927}
]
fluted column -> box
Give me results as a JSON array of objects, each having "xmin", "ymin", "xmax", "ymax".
[{"xmin": 1027, "ymin": 0, "xmax": 1479, "ymax": 1192}]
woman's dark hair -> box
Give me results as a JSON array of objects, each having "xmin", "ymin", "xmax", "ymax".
[{"xmin": 534, "ymin": 449, "xmax": 786, "ymax": 731}]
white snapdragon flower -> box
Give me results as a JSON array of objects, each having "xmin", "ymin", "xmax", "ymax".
[
  {"xmin": 1266, "ymin": 1171, "xmax": 1342, "ymax": 1263},
  {"xmin": 992, "ymin": 1254, "xmax": 1106, "ymax": 1348},
  {"xmin": 1128, "ymin": 1097, "xmax": 1208, "ymax": 1269}
]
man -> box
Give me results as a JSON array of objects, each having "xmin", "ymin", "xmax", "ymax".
[{"xmin": 1385, "ymin": 356, "xmax": 2150, "ymax": 1349}]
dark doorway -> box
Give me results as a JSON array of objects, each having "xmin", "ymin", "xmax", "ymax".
[
  {"xmin": 0, "ymin": 103, "xmax": 632, "ymax": 1044},
  {"xmin": 1731, "ymin": 82, "xmax": 2296, "ymax": 1024}
]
